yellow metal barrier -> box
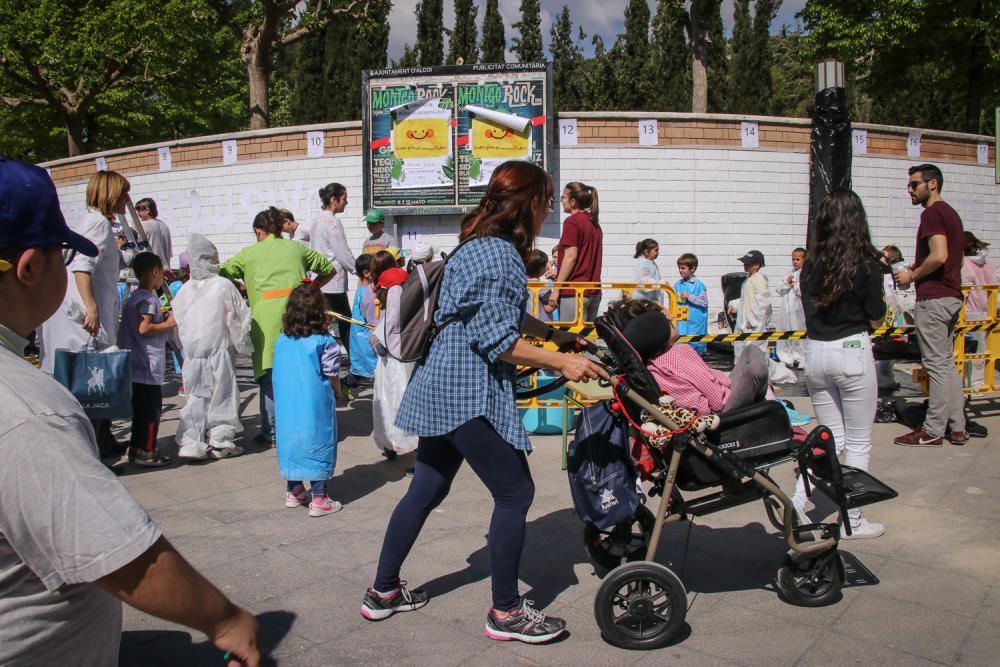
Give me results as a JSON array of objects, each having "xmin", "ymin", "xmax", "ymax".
[
  {"xmin": 943, "ymin": 284, "xmax": 999, "ymax": 396},
  {"xmin": 518, "ymin": 281, "xmax": 684, "ymax": 411}
]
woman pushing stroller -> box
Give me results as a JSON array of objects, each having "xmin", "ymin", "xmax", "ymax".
[{"xmin": 360, "ymin": 161, "xmax": 607, "ymax": 643}]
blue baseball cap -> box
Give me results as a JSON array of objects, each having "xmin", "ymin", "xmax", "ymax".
[{"xmin": 0, "ymin": 158, "xmax": 98, "ymax": 257}]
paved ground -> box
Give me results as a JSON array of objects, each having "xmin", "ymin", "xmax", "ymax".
[{"xmin": 116, "ymin": 367, "xmax": 1000, "ymax": 666}]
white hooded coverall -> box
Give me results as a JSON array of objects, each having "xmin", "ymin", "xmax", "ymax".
[{"xmin": 171, "ymin": 234, "xmax": 252, "ymax": 458}]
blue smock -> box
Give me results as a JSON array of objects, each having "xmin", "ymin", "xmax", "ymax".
[
  {"xmin": 349, "ymin": 288, "xmax": 377, "ymax": 379},
  {"xmin": 273, "ymin": 333, "xmax": 339, "ymax": 481}
]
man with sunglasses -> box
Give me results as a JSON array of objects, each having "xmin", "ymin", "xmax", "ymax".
[
  {"xmin": 893, "ymin": 163, "xmax": 967, "ymax": 447},
  {"xmin": 0, "ymin": 158, "xmax": 260, "ymax": 665}
]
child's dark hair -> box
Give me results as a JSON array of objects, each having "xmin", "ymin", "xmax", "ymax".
[
  {"xmin": 282, "ymin": 282, "xmax": 331, "ymax": 338},
  {"xmin": 356, "ymin": 253, "xmax": 373, "ymax": 278},
  {"xmin": 524, "ymin": 249, "xmax": 548, "ymax": 278},
  {"xmin": 131, "ymin": 251, "xmax": 162, "ymax": 278},
  {"xmin": 792, "ymin": 247, "xmax": 806, "ymax": 256},
  {"xmin": 608, "ymin": 297, "xmax": 671, "ymax": 358},
  {"xmin": 634, "ymin": 238, "xmax": 658, "ymax": 259},
  {"xmin": 371, "ymin": 250, "xmax": 398, "ymax": 308},
  {"xmin": 677, "ymin": 253, "xmax": 698, "ymax": 270}
]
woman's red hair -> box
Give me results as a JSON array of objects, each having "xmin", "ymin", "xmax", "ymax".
[{"xmin": 459, "ymin": 161, "xmax": 553, "ymax": 259}]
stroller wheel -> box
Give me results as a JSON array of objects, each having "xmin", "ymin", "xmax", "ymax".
[
  {"xmin": 594, "ymin": 561, "xmax": 687, "ymax": 650},
  {"xmin": 584, "ymin": 505, "xmax": 655, "ymax": 572},
  {"xmin": 776, "ymin": 548, "xmax": 844, "ymax": 607}
]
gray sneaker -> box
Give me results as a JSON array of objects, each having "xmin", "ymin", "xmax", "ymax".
[{"xmin": 484, "ymin": 599, "xmax": 567, "ymax": 644}]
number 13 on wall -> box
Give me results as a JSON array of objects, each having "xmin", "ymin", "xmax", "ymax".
[{"xmin": 638, "ymin": 120, "xmax": 658, "ymax": 146}]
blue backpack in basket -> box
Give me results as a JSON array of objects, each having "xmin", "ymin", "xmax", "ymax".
[{"xmin": 567, "ymin": 401, "xmax": 640, "ymax": 530}]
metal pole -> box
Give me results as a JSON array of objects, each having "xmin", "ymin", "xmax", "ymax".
[{"xmin": 808, "ymin": 60, "xmax": 852, "ymax": 248}]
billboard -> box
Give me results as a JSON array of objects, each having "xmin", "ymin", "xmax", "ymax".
[{"xmin": 362, "ymin": 63, "xmax": 553, "ymax": 215}]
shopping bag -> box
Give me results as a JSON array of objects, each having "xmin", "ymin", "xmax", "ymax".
[{"xmin": 52, "ymin": 345, "xmax": 132, "ymax": 420}]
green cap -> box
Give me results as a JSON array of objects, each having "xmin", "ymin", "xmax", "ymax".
[{"xmin": 364, "ymin": 208, "xmax": 384, "ymax": 224}]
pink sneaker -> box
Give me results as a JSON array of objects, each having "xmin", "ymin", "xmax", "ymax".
[
  {"xmin": 285, "ymin": 484, "xmax": 309, "ymax": 508},
  {"xmin": 309, "ymin": 496, "xmax": 343, "ymax": 517}
]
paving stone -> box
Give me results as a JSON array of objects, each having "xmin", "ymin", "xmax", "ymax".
[{"xmin": 796, "ymin": 630, "xmax": 943, "ymax": 667}]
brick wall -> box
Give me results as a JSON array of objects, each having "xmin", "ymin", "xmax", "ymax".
[{"xmin": 41, "ymin": 114, "xmax": 998, "ymax": 323}]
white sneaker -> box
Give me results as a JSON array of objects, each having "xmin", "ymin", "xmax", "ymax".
[
  {"xmin": 842, "ymin": 517, "xmax": 884, "ymax": 540},
  {"xmin": 210, "ymin": 445, "xmax": 244, "ymax": 460}
]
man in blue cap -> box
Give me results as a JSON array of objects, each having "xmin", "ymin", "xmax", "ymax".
[{"xmin": 0, "ymin": 158, "xmax": 260, "ymax": 665}]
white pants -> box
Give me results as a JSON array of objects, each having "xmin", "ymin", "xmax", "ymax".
[{"xmin": 798, "ymin": 333, "xmax": 877, "ymax": 521}]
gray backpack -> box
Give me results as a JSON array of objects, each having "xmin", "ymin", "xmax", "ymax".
[{"xmin": 392, "ymin": 240, "xmax": 469, "ymax": 362}]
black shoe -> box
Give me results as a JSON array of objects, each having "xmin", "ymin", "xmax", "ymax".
[
  {"xmin": 381, "ymin": 448, "xmax": 397, "ymax": 461},
  {"xmin": 130, "ymin": 449, "xmax": 172, "ymax": 468},
  {"xmin": 360, "ymin": 582, "xmax": 428, "ymax": 620},
  {"xmin": 484, "ymin": 599, "xmax": 567, "ymax": 644}
]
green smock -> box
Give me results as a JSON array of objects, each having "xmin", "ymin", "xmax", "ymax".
[{"xmin": 219, "ymin": 235, "xmax": 333, "ymax": 380}]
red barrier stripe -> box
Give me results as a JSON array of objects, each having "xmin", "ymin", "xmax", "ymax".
[
  {"xmin": 370, "ymin": 137, "xmax": 391, "ymax": 150},
  {"xmin": 530, "ymin": 116, "xmax": 545, "ymax": 126},
  {"xmin": 457, "ymin": 136, "xmax": 469, "ymax": 146}
]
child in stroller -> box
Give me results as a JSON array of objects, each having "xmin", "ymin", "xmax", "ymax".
[{"xmin": 558, "ymin": 308, "xmax": 897, "ymax": 650}]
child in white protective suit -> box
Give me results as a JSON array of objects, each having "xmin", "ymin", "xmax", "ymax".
[
  {"xmin": 775, "ymin": 247, "xmax": 806, "ymax": 368},
  {"xmin": 728, "ymin": 250, "xmax": 796, "ymax": 384},
  {"xmin": 370, "ymin": 250, "xmax": 418, "ymax": 463},
  {"xmin": 172, "ymin": 234, "xmax": 253, "ymax": 460}
]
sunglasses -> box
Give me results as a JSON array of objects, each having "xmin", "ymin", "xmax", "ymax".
[{"xmin": 907, "ymin": 179, "xmax": 928, "ymax": 190}]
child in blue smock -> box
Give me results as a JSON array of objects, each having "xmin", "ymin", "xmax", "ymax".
[
  {"xmin": 349, "ymin": 255, "xmax": 378, "ymax": 382},
  {"xmin": 273, "ymin": 281, "xmax": 343, "ymax": 518},
  {"xmin": 674, "ymin": 252, "xmax": 709, "ymax": 356}
]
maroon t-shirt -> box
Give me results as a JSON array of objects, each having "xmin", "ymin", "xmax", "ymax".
[
  {"xmin": 557, "ymin": 211, "xmax": 603, "ymax": 296},
  {"xmin": 914, "ymin": 201, "xmax": 964, "ymax": 301}
]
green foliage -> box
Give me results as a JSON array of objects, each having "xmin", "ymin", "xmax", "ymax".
[
  {"xmin": 278, "ymin": 1, "xmax": 389, "ymax": 124},
  {"xmin": 393, "ymin": 44, "xmax": 420, "ymax": 68},
  {"xmin": 448, "ymin": 0, "xmax": 478, "ymax": 64},
  {"xmin": 549, "ymin": 6, "xmax": 585, "ymax": 110},
  {"xmin": 729, "ymin": 0, "xmax": 781, "ymax": 114},
  {"xmin": 769, "ymin": 28, "xmax": 813, "ymax": 118},
  {"xmin": 513, "ymin": 0, "xmax": 544, "ymax": 63},
  {"xmin": 647, "ymin": 0, "xmax": 691, "ymax": 111},
  {"xmin": 415, "ymin": 0, "xmax": 444, "ymax": 66},
  {"xmin": 617, "ymin": 0, "xmax": 651, "ymax": 110},
  {"xmin": 481, "ymin": 0, "xmax": 506, "ymax": 64},
  {"xmin": 0, "ymin": 0, "xmax": 234, "ymax": 157},
  {"xmin": 704, "ymin": 0, "xmax": 729, "ymax": 112},
  {"xmin": 801, "ymin": 0, "xmax": 1000, "ymax": 133}
]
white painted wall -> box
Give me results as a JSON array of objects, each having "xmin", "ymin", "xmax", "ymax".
[{"xmin": 53, "ymin": 147, "xmax": 998, "ymax": 325}]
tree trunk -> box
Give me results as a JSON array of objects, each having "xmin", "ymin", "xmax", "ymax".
[
  {"xmin": 688, "ymin": 2, "xmax": 708, "ymax": 113},
  {"xmin": 65, "ymin": 111, "xmax": 86, "ymax": 157},
  {"xmin": 692, "ymin": 54, "xmax": 708, "ymax": 113},
  {"xmin": 247, "ymin": 53, "xmax": 270, "ymax": 129}
]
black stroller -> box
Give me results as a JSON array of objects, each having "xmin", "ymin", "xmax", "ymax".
[{"xmin": 562, "ymin": 314, "xmax": 897, "ymax": 650}]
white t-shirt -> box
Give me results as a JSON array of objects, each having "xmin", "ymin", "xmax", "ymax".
[{"xmin": 0, "ymin": 326, "xmax": 162, "ymax": 666}]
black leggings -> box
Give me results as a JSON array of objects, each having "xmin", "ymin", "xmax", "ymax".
[
  {"xmin": 324, "ymin": 292, "xmax": 351, "ymax": 358},
  {"xmin": 373, "ymin": 418, "xmax": 535, "ymax": 611}
]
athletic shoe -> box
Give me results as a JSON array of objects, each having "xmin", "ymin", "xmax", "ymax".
[
  {"xmin": 893, "ymin": 428, "xmax": 943, "ymax": 447},
  {"xmin": 210, "ymin": 445, "xmax": 244, "ymax": 460},
  {"xmin": 360, "ymin": 582, "xmax": 429, "ymax": 620},
  {"xmin": 285, "ymin": 484, "xmax": 309, "ymax": 508},
  {"xmin": 842, "ymin": 517, "xmax": 885, "ymax": 540},
  {"xmin": 308, "ymin": 496, "xmax": 343, "ymax": 517},
  {"xmin": 130, "ymin": 449, "xmax": 172, "ymax": 468},
  {"xmin": 947, "ymin": 430, "xmax": 969, "ymax": 446},
  {"xmin": 483, "ymin": 599, "xmax": 567, "ymax": 644}
]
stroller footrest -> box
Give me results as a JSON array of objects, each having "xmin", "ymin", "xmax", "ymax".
[{"xmin": 840, "ymin": 466, "xmax": 898, "ymax": 508}]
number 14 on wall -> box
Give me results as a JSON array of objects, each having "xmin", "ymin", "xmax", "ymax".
[{"xmin": 741, "ymin": 122, "xmax": 759, "ymax": 148}]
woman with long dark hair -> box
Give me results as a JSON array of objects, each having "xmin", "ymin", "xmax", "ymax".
[
  {"xmin": 796, "ymin": 190, "xmax": 887, "ymax": 539},
  {"xmin": 360, "ymin": 161, "xmax": 607, "ymax": 643}
]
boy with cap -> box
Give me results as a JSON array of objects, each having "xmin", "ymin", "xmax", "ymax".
[
  {"xmin": 362, "ymin": 208, "xmax": 395, "ymax": 255},
  {"xmin": 0, "ymin": 158, "xmax": 259, "ymax": 665},
  {"xmin": 728, "ymin": 250, "xmax": 772, "ymax": 362}
]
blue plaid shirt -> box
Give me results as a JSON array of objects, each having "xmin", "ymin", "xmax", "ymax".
[{"xmin": 396, "ymin": 236, "xmax": 531, "ymax": 451}]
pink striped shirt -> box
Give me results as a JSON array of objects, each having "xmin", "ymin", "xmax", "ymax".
[{"xmin": 646, "ymin": 344, "xmax": 731, "ymax": 415}]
